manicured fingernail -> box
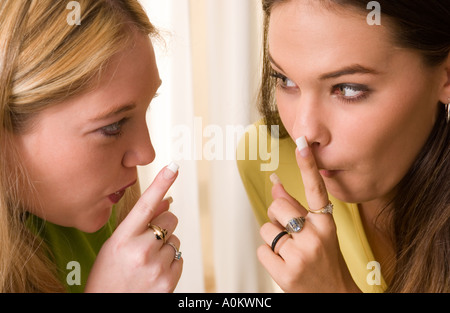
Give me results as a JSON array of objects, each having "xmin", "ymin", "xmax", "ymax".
[
  {"xmin": 163, "ymin": 196, "xmax": 173, "ymax": 204},
  {"xmin": 296, "ymin": 136, "xmax": 310, "ymax": 157},
  {"xmin": 164, "ymin": 162, "xmax": 179, "ymax": 179},
  {"xmin": 270, "ymin": 173, "xmax": 282, "ymax": 185}
]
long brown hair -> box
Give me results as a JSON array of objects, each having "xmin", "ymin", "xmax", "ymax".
[
  {"xmin": 0, "ymin": 0, "xmax": 157, "ymax": 292},
  {"xmin": 260, "ymin": 0, "xmax": 450, "ymax": 292}
]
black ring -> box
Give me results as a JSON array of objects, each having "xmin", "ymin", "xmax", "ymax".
[{"xmin": 271, "ymin": 230, "xmax": 289, "ymax": 252}]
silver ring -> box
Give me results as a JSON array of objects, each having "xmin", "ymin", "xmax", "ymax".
[
  {"xmin": 167, "ymin": 242, "xmax": 182, "ymax": 260},
  {"xmin": 285, "ymin": 217, "xmax": 305, "ymax": 234},
  {"xmin": 308, "ymin": 202, "xmax": 334, "ymax": 215}
]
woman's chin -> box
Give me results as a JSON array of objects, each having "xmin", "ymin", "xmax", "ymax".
[
  {"xmin": 77, "ymin": 206, "xmax": 113, "ymax": 233},
  {"xmin": 325, "ymin": 183, "xmax": 364, "ymax": 204}
]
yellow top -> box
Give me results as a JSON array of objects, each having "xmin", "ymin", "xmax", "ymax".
[{"xmin": 237, "ymin": 120, "xmax": 387, "ymax": 293}]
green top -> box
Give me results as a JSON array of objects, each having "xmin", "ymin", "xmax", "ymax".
[{"xmin": 26, "ymin": 212, "xmax": 116, "ymax": 293}]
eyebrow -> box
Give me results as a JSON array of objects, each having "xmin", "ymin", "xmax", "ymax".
[
  {"xmin": 319, "ymin": 65, "xmax": 381, "ymax": 80},
  {"xmin": 89, "ymin": 79, "xmax": 163, "ymax": 122},
  {"xmin": 89, "ymin": 103, "xmax": 137, "ymax": 122},
  {"xmin": 268, "ymin": 52, "xmax": 286, "ymax": 74},
  {"xmin": 268, "ymin": 52, "xmax": 381, "ymax": 80}
]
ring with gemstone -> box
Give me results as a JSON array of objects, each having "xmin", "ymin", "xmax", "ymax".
[
  {"xmin": 167, "ymin": 242, "xmax": 182, "ymax": 260},
  {"xmin": 308, "ymin": 202, "xmax": 334, "ymax": 215},
  {"xmin": 148, "ymin": 223, "xmax": 168, "ymax": 244},
  {"xmin": 285, "ymin": 216, "xmax": 306, "ymax": 234}
]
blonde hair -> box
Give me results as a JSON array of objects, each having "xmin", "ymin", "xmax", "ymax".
[{"xmin": 0, "ymin": 0, "xmax": 157, "ymax": 292}]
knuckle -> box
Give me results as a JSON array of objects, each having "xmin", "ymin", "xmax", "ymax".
[
  {"xmin": 103, "ymin": 235, "xmax": 127, "ymax": 256},
  {"xmin": 148, "ymin": 262, "xmax": 166, "ymax": 279},
  {"xmin": 259, "ymin": 223, "xmax": 270, "ymax": 237},
  {"xmin": 169, "ymin": 235, "xmax": 181, "ymax": 247},
  {"xmin": 308, "ymin": 236, "xmax": 324, "ymax": 256},
  {"xmin": 273, "ymin": 197, "xmax": 287, "ymax": 207},
  {"xmin": 325, "ymin": 222, "xmax": 338, "ymax": 237},
  {"xmin": 256, "ymin": 245, "xmax": 266, "ymax": 259},
  {"xmin": 303, "ymin": 231, "xmax": 328, "ymax": 260},
  {"xmin": 131, "ymin": 251, "xmax": 148, "ymax": 269},
  {"xmin": 166, "ymin": 211, "xmax": 179, "ymax": 227},
  {"xmin": 269, "ymin": 198, "xmax": 289, "ymax": 214},
  {"xmin": 158, "ymin": 275, "xmax": 178, "ymax": 293},
  {"xmin": 134, "ymin": 200, "xmax": 153, "ymax": 219},
  {"xmin": 155, "ymin": 211, "xmax": 178, "ymax": 231},
  {"xmin": 112, "ymin": 240, "xmax": 151, "ymax": 269},
  {"xmin": 126, "ymin": 243, "xmax": 152, "ymax": 269}
]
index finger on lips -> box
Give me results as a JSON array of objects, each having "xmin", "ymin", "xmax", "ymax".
[
  {"xmin": 295, "ymin": 137, "xmax": 332, "ymax": 220},
  {"xmin": 115, "ymin": 162, "xmax": 179, "ymax": 238}
]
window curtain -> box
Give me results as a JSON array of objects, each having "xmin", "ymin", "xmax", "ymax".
[{"xmin": 138, "ymin": 0, "xmax": 276, "ymax": 293}]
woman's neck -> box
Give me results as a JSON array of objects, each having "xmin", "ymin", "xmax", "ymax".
[{"xmin": 358, "ymin": 194, "xmax": 396, "ymax": 285}]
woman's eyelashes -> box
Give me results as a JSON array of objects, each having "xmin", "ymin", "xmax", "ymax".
[
  {"xmin": 271, "ymin": 71, "xmax": 371, "ymax": 103},
  {"xmin": 99, "ymin": 118, "xmax": 129, "ymax": 138},
  {"xmin": 331, "ymin": 83, "xmax": 371, "ymax": 103},
  {"xmin": 270, "ymin": 72, "xmax": 297, "ymax": 89}
]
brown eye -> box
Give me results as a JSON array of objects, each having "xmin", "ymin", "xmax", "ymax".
[{"xmin": 332, "ymin": 84, "xmax": 370, "ymax": 103}]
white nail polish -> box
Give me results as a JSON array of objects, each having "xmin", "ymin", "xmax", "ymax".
[
  {"xmin": 296, "ymin": 136, "xmax": 308, "ymax": 151},
  {"xmin": 167, "ymin": 162, "xmax": 179, "ymax": 173},
  {"xmin": 164, "ymin": 162, "xmax": 179, "ymax": 179},
  {"xmin": 270, "ymin": 173, "xmax": 282, "ymax": 185}
]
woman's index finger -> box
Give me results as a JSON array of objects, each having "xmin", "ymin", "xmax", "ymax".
[
  {"xmin": 115, "ymin": 163, "xmax": 179, "ymax": 238},
  {"xmin": 295, "ymin": 137, "xmax": 330, "ymax": 214}
]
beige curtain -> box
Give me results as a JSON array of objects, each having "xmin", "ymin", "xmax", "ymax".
[{"xmin": 139, "ymin": 0, "xmax": 276, "ymax": 293}]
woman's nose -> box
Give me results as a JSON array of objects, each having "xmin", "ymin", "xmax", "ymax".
[
  {"xmin": 122, "ymin": 125, "xmax": 155, "ymax": 168},
  {"xmin": 291, "ymin": 96, "xmax": 330, "ymax": 147}
]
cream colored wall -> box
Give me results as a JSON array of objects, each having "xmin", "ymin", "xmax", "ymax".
[
  {"xmin": 139, "ymin": 0, "xmax": 275, "ymax": 293},
  {"xmin": 189, "ymin": 0, "xmax": 215, "ymax": 292},
  {"xmin": 189, "ymin": 0, "xmax": 265, "ymax": 292}
]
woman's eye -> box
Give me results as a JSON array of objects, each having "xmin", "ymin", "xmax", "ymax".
[
  {"xmin": 271, "ymin": 72, "xmax": 298, "ymax": 89},
  {"xmin": 100, "ymin": 118, "xmax": 128, "ymax": 138},
  {"xmin": 339, "ymin": 86, "xmax": 360, "ymax": 97},
  {"xmin": 332, "ymin": 84, "xmax": 370, "ymax": 102}
]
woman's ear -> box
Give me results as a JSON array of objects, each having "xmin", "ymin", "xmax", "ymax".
[{"xmin": 438, "ymin": 52, "xmax": 450, "ymax": 105}]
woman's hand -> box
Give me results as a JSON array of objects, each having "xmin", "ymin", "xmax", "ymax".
[
  {"xmin": 258, "ymin": 137, "xmax": 360, "ymax": 292},
  {"xmin": 85, "ymin": 164, "xmax": 183, "ymax": 293}
]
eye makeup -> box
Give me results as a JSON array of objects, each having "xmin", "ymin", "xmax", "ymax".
[
  {"xmin": 270, "ymin": 69, "xmax": 372, "ymax": 103},
  {"xmin": 99, "ymin": 118, "xmax": 129, "ymax": 138},
  {"xmin": 270, "ymin": 71, "xmax": 298, "ymax": 89},
  {"xmin": 331, "ymin": 83, "xmax": 371, "ymax": 103}
]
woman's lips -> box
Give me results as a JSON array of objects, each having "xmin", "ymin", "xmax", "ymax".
[
  {"xmin": 108, "ymin": 180, "xmax": 137, "ymax": 204},
  {"xmin": 108, "ymin": 190, "xmax": 126, "ymax": 204}
]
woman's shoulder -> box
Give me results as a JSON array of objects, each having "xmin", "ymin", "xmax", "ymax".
[
  {"xmin": 26, "ymin": 213, "xmax": 115, "ymax": 292},
  {"xmin": 236, "ymin": 119, "xmax": 295, "ymax": 174},
  {"xmin": 236, "ymin": 119, "xmax": 298, "ymax": 225}
]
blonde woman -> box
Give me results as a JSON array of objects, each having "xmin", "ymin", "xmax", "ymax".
[{"xmin": 0, "ymin": 0, "xmax": 182, "ymax": 292}]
